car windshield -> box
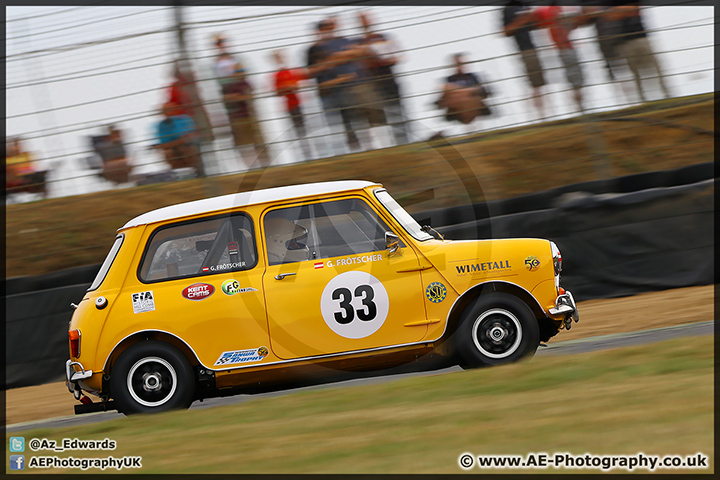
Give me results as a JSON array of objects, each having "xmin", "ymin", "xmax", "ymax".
[
  {"xmin": 374, "ymin": 190, "xmax": 432, "ymax": 241},
  {"xmin": 88, "ymin": 235, "xmax": 124, "ymax": 291}
]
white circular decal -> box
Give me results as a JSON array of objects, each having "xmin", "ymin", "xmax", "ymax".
[{"xmin": 320, "ymin": 271, "xmax": 389, "ymax": 339}]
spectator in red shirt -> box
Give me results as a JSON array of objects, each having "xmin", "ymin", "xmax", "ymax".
[
  {"xmin": 534, "ymin": 3, "xmax": 585, "ymax": 113},
  {"xmin": 271, "ymin": 49, "xmax": 312, "ymax": 160}
]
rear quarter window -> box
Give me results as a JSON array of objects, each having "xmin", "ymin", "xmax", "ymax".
[{"xmin": 138, "ymin": 213, "xmax": 257, "ymax": 283}]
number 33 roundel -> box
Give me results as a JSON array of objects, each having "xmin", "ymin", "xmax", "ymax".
[{"xmin": 320, "ymin": 271, "xmax": 390, "ymax": 339}]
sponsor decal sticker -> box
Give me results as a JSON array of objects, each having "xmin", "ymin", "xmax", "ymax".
[
  {"xmin": 221, "ymin": 279, "xmax": 258, "ymax": 296},
  {"xmin": 326, "ymin": 253, "xmax": 383, "ymax": 268},
  {"xmin": 525, "ymin": 255, "xmax": 541, "ymax": 272},
  {"xmin": 131, "ymin": 291, "xmax": 155, "ymax": 314},
  {"xmin": 314, "ymin": 262, "xmax": 324, "ymax": 269},
  {"xmin": 425, "ymin": 282, "xmax": 447, "ymax": 303},
  {"xmin": 228, "ymin": 241, "xmax": 239, "ymax": 255},
  {"xmin": 214, "ymin": 347, "xmax": 269, "ymax": 366},
  {"xmin": 182, "ymin": 283, "xmax": 214, "ymax": 300},
  {"xmin": 455, "ymin": 260, "xmax": 511, "ymax": 275}
]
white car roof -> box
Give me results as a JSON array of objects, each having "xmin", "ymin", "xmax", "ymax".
[{"xmin": 120, "ymin": 180, "xmax": 380, "ymax": 230}]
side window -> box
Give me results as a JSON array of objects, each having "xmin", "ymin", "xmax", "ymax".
[
  {"xmin": 139, "ymin": 214, "xmax": 256, "ymax": 282},
  {"xmin": 264, "ymin": 198, "xmax": 398, "ymax": 266}
]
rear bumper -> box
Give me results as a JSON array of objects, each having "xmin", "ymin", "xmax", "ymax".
[
  {"xmin": 65, "ymin": 359, "xmax": 93, "ymax": 397},
  {"xmin": 548, "ymin": 291, "xmax": 580, "ymax": 329}
]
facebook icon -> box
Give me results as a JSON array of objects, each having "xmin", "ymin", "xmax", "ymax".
[{"xmin": 10, "ymin": 455, "xmax": 25, "ymax": 470}]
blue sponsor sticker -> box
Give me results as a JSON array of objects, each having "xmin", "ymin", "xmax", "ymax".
[{"xmin": 425, "ymin": 282, "xmax": 447, "ymax": 303}]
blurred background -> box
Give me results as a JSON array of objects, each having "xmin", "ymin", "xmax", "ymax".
[{"xmin": 6, "ymin": 2, "xmax": 713, "ymax": 201}]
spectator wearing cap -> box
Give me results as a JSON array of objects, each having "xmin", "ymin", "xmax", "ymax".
[
  {"xmin": 609, "ymin": 0, "xmax": 670, "ymax": 102},
  {"xmin": 502, "ymin": 0, "xmax": 547, "ymax": 119}
]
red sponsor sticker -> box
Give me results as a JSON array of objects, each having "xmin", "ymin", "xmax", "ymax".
[
  {"xmin": 182, "ymin": 283, "xmax": 215, "ymax": 301},
  {"xmin": 228, "ymin": 241, "xmax": 239, "ymax": 255}
]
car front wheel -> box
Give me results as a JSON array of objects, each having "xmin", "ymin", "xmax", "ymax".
[
  {"xmin": 110, "ymin": 341, "xmax": 195, "ymax": 415},
  {"xmin": 456, "ymin": 293, "xmax": 539, "ymax": 368}
]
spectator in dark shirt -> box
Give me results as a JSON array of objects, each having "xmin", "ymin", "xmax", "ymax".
[
  {"xmin": 575, "ymin": 5, "xmax": 632, "ymax": 102},
  {"xmin": 609, "ymin": 0, "xmax": 670, "ymax": 102},
  {"xmin": 222, "ymin": 66, "xmax": 270, "ymax": 167},
  {"xmin": 436, "ymin": 53, "xmax": 493, "ymax": 128},
  {"xmin": 306, "ymin": 17, "xmax": 384, "ymax": 153},
  {"xmin": 502, "ymin": 0, "xmax": 547, "ymax": 119}
]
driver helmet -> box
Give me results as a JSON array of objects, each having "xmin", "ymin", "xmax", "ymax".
[{"xmin": 265, "ymin": 217, "xmax": 309, "ymax": 263}]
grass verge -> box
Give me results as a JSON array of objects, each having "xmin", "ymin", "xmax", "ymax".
[{"xmin": 6, "ymin": 335, "xmax": 713, "ymax": 474}]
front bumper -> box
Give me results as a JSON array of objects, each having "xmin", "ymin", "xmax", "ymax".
[
  {"xmin": 65, "ymin": 359, "xmax": 93, "ymax": 399},
  {"xmin": 548, "ymin": 291, "xmax": 580, "ymax": 329}
]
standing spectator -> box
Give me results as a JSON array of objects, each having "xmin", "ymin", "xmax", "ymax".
[
  {"xmin": 222, "ymin": 65, "xmax": 270, "ymax": 167},
  {"xmin": 610, "ymin": 1, "xmax": 670, "ymax": 102},
  {"xmin": 152, "ymin": 102, "xmax": 204, "ymax": 176},
  {"xmin": 534, "ymin": 2, "xmax": 585, "ymax": 113},
  {"xmin": 306, "ymin": 17, "xmax": 384, "ymax": 153},
  {"xmin": 167, "ymin": 59, "xmax": 214, "ymax": 144},
  {"xmin": 502, "ymin": 0, "xmax": 548, "ymax": 119},
  {"xmin": 213, "ymin": 33, "xmax": 240, "ymax": 86},
  {"xmin": 271, "ymin": 49, "xmax": 313, "ymax": 160},
  {"xmin": 212, "ymin": 33, "xmax": 269, "ymax": 165},
  {"xmin": 357, "ymin": 10, "xmax": 410, "ymax": 145},
  {"xmin": 576, "ymin": 5, "xmax": 632, "ymax": 103},
  {"xmin": 435, "ymin": 53, "xmax": 493, "ymax": 129}
]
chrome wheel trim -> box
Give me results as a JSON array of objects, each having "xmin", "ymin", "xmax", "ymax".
[
  {"xmin": 472, "ymin": 308, "xmax": 523, "ymax": 359},
  {"xmin": 126, "ymin": 356, "xmax": 177, "ymax": 408}
]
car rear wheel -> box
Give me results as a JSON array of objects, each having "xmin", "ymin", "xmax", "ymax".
[
  {"xmin": 456, "ymin": 293, "xmax": 539, "ymax": 368},
  {"xmin": 110, "ymin": 341, "xmax": 195, "ymax": 415}
]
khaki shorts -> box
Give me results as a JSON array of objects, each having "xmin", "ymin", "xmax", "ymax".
[
  {"xmin": 230, "ymin": 116, "xmax": 266, "ymax": 148},
  {"xmin": 520, "ymin": 49, "xmax": 546, "ymax": 88},
  {"xmin": 347, "ymin": 82, "xmax": 386, "ymax": 127}
]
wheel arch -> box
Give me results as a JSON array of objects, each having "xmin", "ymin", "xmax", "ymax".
[
  {"xmin": 444, "ymin": 281, "xmax": 546, "ymax": 340},
  {"xmin": 103, "ymin": 330, "xmax": 202, "ymax": 374}
]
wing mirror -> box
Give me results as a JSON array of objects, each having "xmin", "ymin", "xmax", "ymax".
[{"xmin": 385, "ymin": 231, "xmax": 400, "ymax": 254}]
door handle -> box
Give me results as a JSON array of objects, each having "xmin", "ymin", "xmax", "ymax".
[{"xmin": 275, "ymin": 273, "xmax": 297, "ymax": 280}]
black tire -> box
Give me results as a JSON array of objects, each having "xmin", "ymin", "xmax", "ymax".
[
  {"xmin": 455, "ymin": 293, "xmax": 539, "ymax": 368},
  {"xmin": 110, "ymin": 341, "xmax": 195, "ymax": 415}
]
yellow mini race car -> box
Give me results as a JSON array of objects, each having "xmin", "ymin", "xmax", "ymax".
[{"xmin": 66, "ymin": 181, "xmax": 578, "ymax": 415}]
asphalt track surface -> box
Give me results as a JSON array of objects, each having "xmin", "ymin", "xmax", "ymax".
[{"xmin": 7, "ymin": 321, "xmax": 713, "ymax": 433}]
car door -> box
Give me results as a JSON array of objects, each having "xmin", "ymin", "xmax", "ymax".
[{"xmin": 262, "ymin": 196, "xmax": 428, "ymax": 360}]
